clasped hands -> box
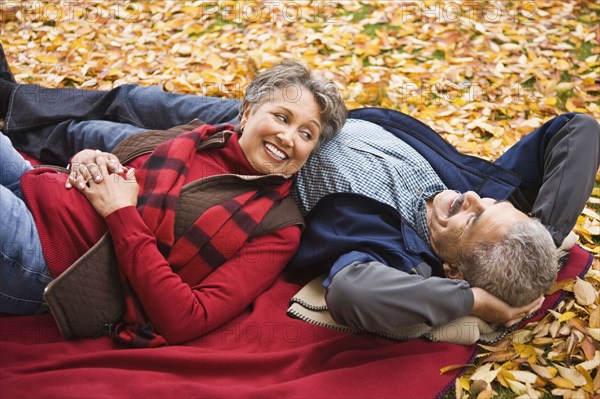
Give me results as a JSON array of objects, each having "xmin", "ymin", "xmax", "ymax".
[{"xmin": 65, "ymin": 149, "xmax": 138, "ymax": 218}]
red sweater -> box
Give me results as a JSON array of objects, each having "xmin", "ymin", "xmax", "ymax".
[{"xmin": 22, "ymin": 133, "xmax": 300, "ymax": 344}]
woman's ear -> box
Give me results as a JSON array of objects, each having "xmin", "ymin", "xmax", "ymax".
[
  {"xmin": 240, "ymin": 103, "xmax": 252, "ymax": 129},
  {"xmin": 442, "ymin": 262, "xmax": 465, "ymax": 279}
]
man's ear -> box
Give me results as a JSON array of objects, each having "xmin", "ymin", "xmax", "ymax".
[{"xmin": 443, "ymin": 262, "xmax": 465, "ymax": 279}]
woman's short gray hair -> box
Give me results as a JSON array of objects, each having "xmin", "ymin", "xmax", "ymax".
[
  {"xmin": 458, "ymin": 218, "xmax": 558, "ymax": 307},
  {"xmin": 239, "ymin": 61, "xmax": 347, "ymax": 145}
]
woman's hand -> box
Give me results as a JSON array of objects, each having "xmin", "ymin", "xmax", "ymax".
[
  {"xmin": 470, "ymin": 287, "xmax": 544, "ymax": 327},
  {"xmin": 74, "ymin": 153, "xmax": 139, "ymax": 218},
  {"xmin": 66, "ymin": 149, "xmax": 125, "ymax": 189}
]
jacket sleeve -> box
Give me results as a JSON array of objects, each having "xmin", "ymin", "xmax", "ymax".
[
  {"xmin": 105, "ymin": 205, "xmax": 300, "ymax": 344},
  {"xmin": 325, "ymin": 253, "xmax": 474, "ymax": 329}
]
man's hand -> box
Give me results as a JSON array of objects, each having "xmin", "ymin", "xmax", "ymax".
[
  {"xmin": 73, "ymin": 153, "xmax": 138, "ymax": 218},
  {"xmin": 470, "ymin": 287, "xmax": 544, "ymax": 327},
  {"xmin": 66, "ymin": 149, "xmax": 125, "ymax": 189}
]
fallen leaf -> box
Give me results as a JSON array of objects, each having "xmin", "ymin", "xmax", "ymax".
[
  {"xmin": 510, "ymin": 370, "xmax": 539, "ymax": 384},
  {"xmin": 550, "ymin": 376, "xmax": 576, "ymax": 389},
  {"xmin": 555, "ymin": 365, "xmax": 587, "ymax": 386},
  {"xmin": 573, "ymin": 278, "xmax": 597, "ymax": 306},
  {"xmin": 530, "ymin": 364, "xmax": 557, "ymax": 379},
  {"xmin": 439, "ymin": 364, "xmax": 473, "ymax": 374},
  {"xmin": 558, "ymin": 312, "xmax": 577, "ymax": 323},
  {"xmin": 471, "ymin": 363, "xmax": 500, "ymax": 383}
]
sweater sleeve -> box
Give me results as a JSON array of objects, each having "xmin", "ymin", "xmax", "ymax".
[
  {"xmin": 325, "ymin": 256, "xmax": 474, "ymax": 329},
  {"xmin": 104, "ymin": 206, "xmax": 300, "ymax": 344}
]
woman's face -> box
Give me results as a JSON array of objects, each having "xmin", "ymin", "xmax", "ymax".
[{"xmin": 238, "ymin": 86, "xmax": 322, "ymax": 175}]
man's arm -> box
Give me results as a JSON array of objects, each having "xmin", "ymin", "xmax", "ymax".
[
  {"xmin": 325, "ymin": 257, "xmax": 544, "ymax": 331},
  {"xmin": 325, "ymin": 259, "xmax": 473, "ymax": 329}
]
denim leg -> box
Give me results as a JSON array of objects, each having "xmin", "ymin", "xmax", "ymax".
[
  {"xmin": 33, "ymin": 120, "xmax": 146, "ymax": 165},
  {"xmin": 4, "ymin": 84, "xmax": 241, "ymax": 164},
  {"xmin": 0, "ymin": 132, "xmax": 32, "ymax": 198},
  {"xmin": 495, "ymin": 113, "xmax": 600, "ymax": 245},
  {"xmin": 0, "ymin": 134, "xmax": 50, "ymax": 315}
]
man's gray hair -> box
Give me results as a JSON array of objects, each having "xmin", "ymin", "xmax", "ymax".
[
  {"xmin": 458, "ymin": 218, "xmax": 558, "ymax": 307},
  {"xmin": 240, "ymin": 60, "xmax": 347, "ymax": 145}
]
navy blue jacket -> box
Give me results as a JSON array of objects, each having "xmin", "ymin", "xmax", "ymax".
[{"xmin": 289, "ymin": 108, "xmax": 575, "ymax": 277}]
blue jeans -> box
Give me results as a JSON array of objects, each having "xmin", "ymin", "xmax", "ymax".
[
  {"xmin": 5, "ymin": 84, "xmax": 241, "ymax": 164},
  {"xmin": 0, "ymin": 132, "xmax": 51, "ymax": 314}
]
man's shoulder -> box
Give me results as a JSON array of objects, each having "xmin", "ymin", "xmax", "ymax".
[
  {"xmin": 289, "ymin": 193, "xmax": 439, "ymax": 272},
  {"xmin": 303, "ymin": 193, "xmax": 433, "ymax": 254}
]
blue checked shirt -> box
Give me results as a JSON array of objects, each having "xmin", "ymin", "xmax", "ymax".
[{"xmin": 293, "ymin": 119, "xmax": 447, "ymax": 245}]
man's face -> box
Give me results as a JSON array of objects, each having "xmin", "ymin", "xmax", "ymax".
[{"xmin": 426, "ymin": 190, "xmax": 529, "ymax": 263}]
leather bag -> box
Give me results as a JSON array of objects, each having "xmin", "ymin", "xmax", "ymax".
[{"xmin": 43, "ymin": 233, "xmax": 124, "ymax": 339}]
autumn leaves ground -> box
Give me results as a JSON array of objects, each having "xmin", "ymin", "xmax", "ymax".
[{"xmin": 1, "ymin": 1, "xmax": 599, "ymax": 397}]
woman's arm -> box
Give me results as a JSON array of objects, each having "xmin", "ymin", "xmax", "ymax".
[
  {"xmin": 77, "ymin": 155, "xmax": 300, "ymax": 344},
  {"xmin": 106, "ymin": 206, "xmax": 299, "ymax": 344}
]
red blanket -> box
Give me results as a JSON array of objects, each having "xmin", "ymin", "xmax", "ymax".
[{"xmin": 0, "ymin": 246, "xmax": 591, "ymax": 399}]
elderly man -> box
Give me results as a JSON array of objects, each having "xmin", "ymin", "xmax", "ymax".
[
  {"xmin": 2, "ymin": 66, "xmax": 599, "ymax": 330},
  {"xmin": 287, "ymin": 111, "xmax": 598, "ymax": 330}
]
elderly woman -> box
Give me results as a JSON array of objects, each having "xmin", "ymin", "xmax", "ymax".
[{"xmin": 0, "ymin": 61, "xmax": 347, "ymax": 346}]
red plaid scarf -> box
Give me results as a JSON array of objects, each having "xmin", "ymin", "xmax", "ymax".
[{"xmin": 114, "ymin": 124, "xmax": 293, "ymax": 347}]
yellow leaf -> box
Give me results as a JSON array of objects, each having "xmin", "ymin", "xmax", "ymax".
[
  {"xmin": 513, "ymin": 343, "xmax": 537, "ymax": 363},
  {"xmin": 458, "ymin": 375, "xmax": 470, "ymax": 391},
  {"xmin": 207, "ymin": 53, "xmax": 223, "ymax": 69},
  {"xmin": 555, "ymin": 59, "xmax": 570, "ymax": 71},
  {"xmin": 555, "ymin": 365, "xmax": 587, "ymax": 386},
  {"xmin": 565, "ymin": 99, "xmax": 577, "ymax": 112},
  {"xmin": 440, "ymin": 364, "xmax": 472, "ymax": 375},
  {"xmin": 547, "ymin": 279, "xmax": 575, "ymax": 295},
  {"xmin": 550, "ymin": 376, "xmax": 576, "ymax": 389},
  {"xmin": 530, "ymin": 364, "xmax": 557, "ymax": 379},
  {"xmin": 506, "ymin": 379, "xmax": 527, "ymax": 394},
  {"xmin": 36, "ymin": 54, "xmax": 59, "ymax": 64},
  {"xmin": 558, "ymin": 312, "xmax": 577, "ymax": 323}
]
